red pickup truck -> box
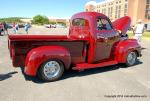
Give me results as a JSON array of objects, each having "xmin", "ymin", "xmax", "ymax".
[{"xmin": 8, "ymin": 12, "xmax": 142, "ymax": 82}]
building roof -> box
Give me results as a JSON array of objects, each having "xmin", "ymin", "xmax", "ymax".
[
  {"xmin": 85, "ymin": 0, "xmax": 115, "ymax": 6},
  {"xmin": 85, "ymin": 1, "xmax": 97, "ymax": 6},
  {"xmin": 96, "ymin": 0, "xmax": 114, "ymax": 5}
]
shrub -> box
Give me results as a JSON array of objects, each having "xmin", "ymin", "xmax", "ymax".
[{"xmin": 32, "ymin": 15, "xmax": 49, "ymax": 25}]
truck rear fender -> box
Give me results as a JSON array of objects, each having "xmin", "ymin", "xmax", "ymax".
[
  {"xmin": 114, "ymin": 39, "xmax": 141, "ymax": 63},
  {"xmin": 25, "ymin": 46, "xmax": 71, "ymax": 76}
]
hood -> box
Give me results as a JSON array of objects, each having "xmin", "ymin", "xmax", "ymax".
[{"xmin": 112, "ymin": 16, "xmax": 131, "ymax": 35}]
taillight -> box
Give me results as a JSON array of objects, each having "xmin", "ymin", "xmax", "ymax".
[
  {"xmin": 9, "ymin": 43, "xmax": 15, "ymax": 59},
  {"xmin": 82, "ymin": 44, "xmax": 87, "ymax": 57}
]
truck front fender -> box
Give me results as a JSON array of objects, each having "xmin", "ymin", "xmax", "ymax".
[
  {"xmin": 114, "ymin": 39, "xmax": 141, "ymax": 63},
  {"xmin": 24, "ymin": 46, "xmax": 71, "ymax": 76}
]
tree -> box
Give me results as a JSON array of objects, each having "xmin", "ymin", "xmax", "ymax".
[
  {"xmin": 0, "ymin": 17, "xmax": 22, "ymax": 23},
  {"xmin": 49, "ymin": 21, "xmax": 56, "ymax": 25},
  {"xmin": 32, "ymin": 15, "xmax": 49, "ymax": 25}
]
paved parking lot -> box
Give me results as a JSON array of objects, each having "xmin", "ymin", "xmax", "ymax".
[{"xmin": 0, "ymin": 27, "xmax": 150, "ymax": 101}]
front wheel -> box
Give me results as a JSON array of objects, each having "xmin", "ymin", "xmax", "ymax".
[
  {"xmin": 125, "ymin": 51, "xmax": 137, "ymax": 67},
  {"xmin": 38, "ymin": 60, "xmax": 64, "ymax": 82}
]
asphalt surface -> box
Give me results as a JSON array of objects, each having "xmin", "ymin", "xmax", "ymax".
[{"xmin": 0, "ymin": 27, "xmax": 150, "ymax": 101}]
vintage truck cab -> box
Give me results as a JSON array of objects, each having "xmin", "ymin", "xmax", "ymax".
[{"xmin": 8, "ymin": 12, "xmax": 142, "ymax": 82}]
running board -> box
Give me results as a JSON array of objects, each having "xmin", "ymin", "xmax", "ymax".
[{"xmin": 72, "ymin": 60, "xmax": 118, "ymax": 70}]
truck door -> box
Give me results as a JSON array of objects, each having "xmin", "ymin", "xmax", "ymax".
[{"xmin": 94, "ymin": 18, "xmax": 119, "ymax": 62}]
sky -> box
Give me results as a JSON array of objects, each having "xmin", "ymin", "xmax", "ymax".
[{"xmin": 0, "ymin": 0, "xmax": 103, "ymax": 18}]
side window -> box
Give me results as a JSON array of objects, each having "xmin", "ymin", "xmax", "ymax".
[
  {"xmin": 72, "ymin": 18, "xmax": 89, "ymax": 26},
  {"xmin": 97, "ymin": 18, "xmax": 112, "ymax": 30}
]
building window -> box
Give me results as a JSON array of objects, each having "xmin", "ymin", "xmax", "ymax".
[
  {"xmin": 147, "ymin": 0, "xmax": 150, "ymax": 4},
  {"xmin": 111, "ymin": 7, "xmax": 113, "ymax": 17},
  {"xmin": 118, "ymin": 5, "xmax": 121, "ymax": 18},
  {"xmin": 115, "ymin": 5, "xmax": 121, "ymax": 18},
  {"xmin": 102, "ymin": 8, "xmax": 106, "ymax": 15},
  {"xmin": 97, "ymin": 9, "xmax": 100, "ymax": 13},
  {"xmin": 115, "ymin": 6, "xmax": 118, "ymax": 18},
  {"xmin": 124, "ymin": 3, "xmax": 128, "ymax": 16},
  {"xmin": 145, "ymin": 0, "xmax": 150, "ymax": 19},
  {"xmin": 97, "ymin": 5, "xmax": 100, "ymax": 8},
  {"xmin": 108, "ymin": 7, "xmax": 113, "ymax": 17},
  {"xmin": 108, "ymin": 8, "xmax": 110, "ymax": 16},
  {"xmin": 102, "ymin": 9, "xmax": 104, "ymax": 14}
]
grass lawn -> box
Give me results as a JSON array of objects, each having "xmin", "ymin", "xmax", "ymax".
[{"xmin": 127, "ymin": 31, "xmax": 150, "ymax": 41}]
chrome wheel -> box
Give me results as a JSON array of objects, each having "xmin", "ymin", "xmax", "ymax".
[
  {"xmin": 43, "ymin": 61, "xmax": 61, "ymax": 79},
  {"xmin": 126, "ymin": 52, "xmax": 137, "ymax": 66},
  {"xmin": 38, "ymin": 60, "xmax": 64, "ymax": 82}
]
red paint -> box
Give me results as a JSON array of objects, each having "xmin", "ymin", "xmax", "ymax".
[
  {"xmin": 114, "ymin": 39, "xmax": 141, "ymax": 63},
  {"xmin": 8, "ymin": 12, "xmax": 142, "ymax": 77},
  {"xmin": 73, "ymin": 60, "xmax": 118, "ymax": 70},
  {"xmin": 112, "ymin": 16, "xmax": 131, "ymax": 35},
  {"xmin": 25, "ymin": 46, "xmax": 71, "ymax": 76}
]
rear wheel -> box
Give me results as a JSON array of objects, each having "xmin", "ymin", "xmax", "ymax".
[
  {"xmin": 125, "ymin": 51, "xmax": 137, "ymax": 66},
  {"xmin": 38, "ymin": 60, "xmax": 64, "ymax": 82}
]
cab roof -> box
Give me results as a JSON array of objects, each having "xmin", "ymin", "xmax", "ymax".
[{"xmin": 71, "ymin": 12, "xmax": 107, "ymax": 20}]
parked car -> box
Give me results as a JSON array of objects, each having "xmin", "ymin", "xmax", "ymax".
[
  {"xmin": 8, "ymin": 12, "xmax": 142, "ymax": 82},
  {"xmin": 56, "ymin": 24, "xmax": 65, "ymax": 28},
  {"xmin": 44, "ymin": 24, "xmax": 56, "ymax": 28},
  {"xmin": 6, "ymin": 23, "xmax": 13, "ymax": 29},
  {"xmin": 18, "ymin": 24, "xmax": 24, "ymax": 28}
]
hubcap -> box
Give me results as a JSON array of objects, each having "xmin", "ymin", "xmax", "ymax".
[
  {"xmin": 127, "ymin": 52, "xmax": 136, "ymax": 65},
  {"xmin": 43, "ymin": 61, "xmax": 61, "ymax": 79}
]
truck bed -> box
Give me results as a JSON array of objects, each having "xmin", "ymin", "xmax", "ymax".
[{"xmin": 8, "ymin": 35, "xmax": 88, "ymax": 67}]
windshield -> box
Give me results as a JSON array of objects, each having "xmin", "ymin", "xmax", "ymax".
[{"xmin": 97, "ymin": 18, "xmax": 112, "ymax": 30}]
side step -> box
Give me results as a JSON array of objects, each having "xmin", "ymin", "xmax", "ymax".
[{"xmin": 72, "ymin": 60, "xmax": 118, "ymax": 70}]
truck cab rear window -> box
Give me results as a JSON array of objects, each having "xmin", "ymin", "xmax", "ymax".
[{"xmin": 72, "ymin": 18, "xmax": 89, "ymax": 26}]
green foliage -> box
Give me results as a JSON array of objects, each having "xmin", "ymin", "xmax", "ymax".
[
  {"xmin": 32, "ymin": 15, "xmax": 49, "ymax": 25},
  {"xmin": 49, "ymin": 21, "xmax": 56, "ymax": 24},
  {"xmin": 0, "ymin": 17, "xmax": 22, "ymax": 23}
]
